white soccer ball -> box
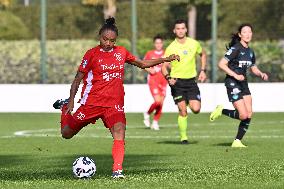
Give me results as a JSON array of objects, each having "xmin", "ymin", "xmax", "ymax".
[{"xmin": 72, "ymin": 156, "xmax": 96, "ymax": 178}]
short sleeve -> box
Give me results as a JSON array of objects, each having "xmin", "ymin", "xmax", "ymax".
[
  {"xmin": 251, "ymin": 51, "xmax": 256, "ymax": 66},
  {"xmin": 224, "ymin": 46, "xmax": 239, "ymax": 62},
  {"xmin": 164, "ymin": 47, "xmax": 171, "ymax": 57},
  {"xmin": 143, "ymin": 51, "xmax": 151, "ymax": 60},
  {"xmin": 125, "ymin": 49, "xmax": 136, "ymax": 63},
  {"xmin": 196, "ymin": 41, "xmax": 202, "ymax": 54},
  {"xmin": 78, "ymin": 50, "xmax": 93, "ymax": 73}
]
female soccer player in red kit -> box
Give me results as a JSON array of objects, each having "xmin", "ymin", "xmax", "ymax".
[
  {"xmin": 53, "ymin": 17, "xmax": 179, "ymax": 178},
  {"xmin": 143, "ymin": 35, "xmax": 167, "ymax": 130}
]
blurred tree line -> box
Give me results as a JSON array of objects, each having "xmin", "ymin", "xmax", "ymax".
[{"xmin": 0, "ymin": 0, "xmax": 283, "ymax": 41}]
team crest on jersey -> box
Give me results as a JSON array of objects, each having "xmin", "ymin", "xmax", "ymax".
[
  {"xmin": 114, "ymin": 53, "xmax": 122, "ymax": 61},
  {"xmin": 82, "ymin": 59, "xmax": 88, "ymax": 68},
  {"xmin": 250, "ymin": 52, "xmax": 253, "ymax": 58},
  {"xmin": 77, "ymin": 112, "xmax": 86, "ymax": 120},
  {"xmin": 183, "ymin": 50, "xmax": 188, "ymax": 55}
]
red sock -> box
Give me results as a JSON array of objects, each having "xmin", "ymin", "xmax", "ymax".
[
  {"xmin": 112, "ymin": 140, "xmax": 125, "ymax": 171},
  {"xmin": 60, "ymin": 105, "xmax": 72, "ymax": 130},
  {"xmin": 147, "ymin": 102, "xmax": 159, "ymax": 114},
  {"xmin": 153, "ymin": 103, "xmax": 162, "ymax": 121}
]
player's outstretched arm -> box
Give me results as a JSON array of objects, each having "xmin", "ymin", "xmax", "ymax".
[
  {"xmin": 128, "ymin": 54, "xmax": 180, "ymax": 69},
  {"xmin": 250, "ymin": 66, "xmax": 269, "ymax": 81},
  {"xmin": 66, "ymin": 71, "xmax": 85, "ymax": 114}
]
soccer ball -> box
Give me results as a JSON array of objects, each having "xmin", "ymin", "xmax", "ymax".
[{"xmin": 72, "ymin": 156, "xmax": 96, "ymax": 178}]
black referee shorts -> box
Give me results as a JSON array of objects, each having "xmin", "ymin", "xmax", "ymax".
[{"xmin": 170, "ymin": 78, "xmax": 201, "ymax": 104}]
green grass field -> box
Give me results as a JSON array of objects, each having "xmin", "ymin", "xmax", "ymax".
[{"xmin": 0, "ymin": 113, "xmax": 283, "ymax": 189}]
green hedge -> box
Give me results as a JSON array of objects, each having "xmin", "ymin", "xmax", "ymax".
[{"xmin": 0, "ymin": 39, "xmax": 283, "ymax": 84}]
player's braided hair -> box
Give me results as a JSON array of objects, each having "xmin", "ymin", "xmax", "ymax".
[
  {"xmin": 99, "ymin": 17, "xmax": 118, "ymax": 36},
  {"xmin": 227, "ymin": 23, "xmax": 253, "ymax": 50}
]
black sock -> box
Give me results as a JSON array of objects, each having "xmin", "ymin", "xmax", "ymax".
[
  {"xmin": 222, "ymin": 109, "xmax": 240, "ymax": 120},
  {"xmin": 236, "ymin": 118, "xmax": 251, "ymax": 140}
]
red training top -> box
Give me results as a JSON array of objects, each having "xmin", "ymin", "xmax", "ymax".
[{"xmin": 144, "ymin": 50, "xmax": 167, "ymax": 84}]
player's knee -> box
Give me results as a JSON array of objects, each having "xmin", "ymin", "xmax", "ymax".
[
  {"xmin": 247, "ymin": 111, "xmax": 253, "ymax": 118},
  {"xmin": 61, "ymin": 132, "xmax": 74, "ymax": 139},
  {"xmin": 112, "ymin": 123, "xmax": 125, "ymax": 134},
  {"xmin": 239, "ymin": 113, "xmax": 249, "ymax": 121},
  {"xmin": 189, "ymin": 104, "xmax": 200, "ymax": 114},
  {"xmin": 154, "ymin": 101, "xmax": 162, "ymax": 107},
  {"xmin": 61, "ymin": 126, "xmax": 75, "ymax": 139},
  {"xmin": 191, "ymin": 107, "xmax": 200, "ymax": 114}
]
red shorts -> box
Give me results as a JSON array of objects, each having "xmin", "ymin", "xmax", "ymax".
[
  {"xmin": 148, "ymin": 81, "xmax": 167, "ymax": 97},
  {"xmin": 68, "ymin": 105, "xmax": 126, "ymax": 132}
]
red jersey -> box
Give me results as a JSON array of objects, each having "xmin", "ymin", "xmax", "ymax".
[
  {"xmin": 78, "ymin": 45, "xmax": 136, "ymax": 107},
  {"xmin": 144, "ymin": 50, "xmax": 167, "ymax": 84}
]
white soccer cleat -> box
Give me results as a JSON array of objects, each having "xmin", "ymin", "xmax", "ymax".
[
  {"xmin": 151, "ymin": 120, "xmax": 160, "ymax": 130},
  {"xmin": 143, "ymin": 112, "xmax": 150, "ymax": 128}
]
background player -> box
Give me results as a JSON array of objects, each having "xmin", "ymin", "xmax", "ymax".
[
  {"xmin": 143, "ymin": 35, "xmax": 167, "ymax": 130},
  {"xmin": 210, "ymin": 23, "xmax": 268, "ymax": 147},
  {"xmin": 162, "ymin": 19, "xmax": 207, "ymax": 144},
  {"xmin": 53, "ymin": 17, "xmax": 179, "ymax": 178}
]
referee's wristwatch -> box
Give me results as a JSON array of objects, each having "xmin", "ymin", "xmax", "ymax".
[{"xmin": 200, "ymin": 69, "xmax": 207, "ymax": 73}]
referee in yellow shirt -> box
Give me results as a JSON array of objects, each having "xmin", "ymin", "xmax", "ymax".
[{"xmin": 162, "ymin": 19, "xmax": 207, "ymax": 144}]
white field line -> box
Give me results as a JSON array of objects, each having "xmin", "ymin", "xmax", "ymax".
[
  {"xmin": 108, "ymin": 120, "xmax": 284, "ymax": 128},
  {"xmin": 1, "ymin": 127, "xmax": 282, "ymax": 139},
  {"xmin": 5, "ymin": 133, "xmax": 284, "ymax": 139},
  {"xmin": 0, "ymin": 120, "xmax": 282, "ymax": 139}
]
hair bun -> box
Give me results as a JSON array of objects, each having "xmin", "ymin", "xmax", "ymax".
[{"xmin": 105, "ymin": 17, "xmax": 116, "ymax": 26}]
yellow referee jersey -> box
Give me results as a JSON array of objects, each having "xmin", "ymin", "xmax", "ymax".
[{"xmin": 165, "ymin": 37, "xmax": 202, "ymax": 79}]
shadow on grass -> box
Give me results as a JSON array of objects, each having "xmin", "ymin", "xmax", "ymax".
[
  {"xmin": 157, "ymin": 140, "xmax": 198, "ymax": 145},
  {"xmin": 214, "ymin": 142, "xmax": 232, "ymax": 147},
  {"xmin": 0, "ymin": 154, "xmax": 168, "ymax": 181}
]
